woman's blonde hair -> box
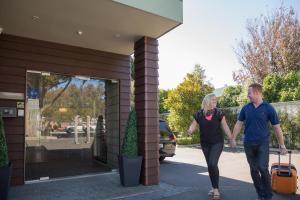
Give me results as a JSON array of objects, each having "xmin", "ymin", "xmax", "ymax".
[{"xmin": 201, "ymin": 93, "xmax": 217, "ymax": 114}]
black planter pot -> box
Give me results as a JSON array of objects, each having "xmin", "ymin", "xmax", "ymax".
[
  {"xmin": 118, "ymin": 155, "xmax": 142, "ymax": 187},
  {"xmin": 0, "ymin": 162, "xmax": 12, "ymax": 200}
]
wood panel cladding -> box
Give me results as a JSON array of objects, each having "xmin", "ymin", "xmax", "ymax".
[
  {"xmin": 0, "ymin": 34, "xmax": 130, "ymax": 185},
  {"xmin": 134, "ymin": 37, "xmax": 159, "ymax": 186}
]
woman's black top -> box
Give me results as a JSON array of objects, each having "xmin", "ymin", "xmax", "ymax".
[{"xmin": 194, "ymin": 108, "xmax": 224, "ymax": 144}]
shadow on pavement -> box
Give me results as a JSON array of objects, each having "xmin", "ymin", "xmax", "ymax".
[
  {"xmin": 9, "ymin": 157, "xmax": 299, "ymax": 200},
  {"xmin": 160, "ymin": 160, "xmax": 300, "ymax": 200}
]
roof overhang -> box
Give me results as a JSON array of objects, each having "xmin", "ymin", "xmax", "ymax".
[{"xmin": 0, "ymin": 0, "xmax": 182, "ymax": 55}]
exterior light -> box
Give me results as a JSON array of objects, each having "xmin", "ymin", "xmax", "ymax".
[
  {"xmin": 32, "ymin": 16, "xmax": 40, "ymax": 21},
  {"xmin": 59, "ymin": 108, "xmax": 67, "ymax": 113},
  {"xmin": 75, "ymin": 75, "xmax": 90, "ymax": 80},
  {"xmin": 77, "ymin": 30, "xmax": 83, "ymax": 35}
]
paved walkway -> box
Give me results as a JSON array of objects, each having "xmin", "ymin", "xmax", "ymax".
[{"xmin": 10, "ymin": 146, "xmax": 300, "ymax": 200}]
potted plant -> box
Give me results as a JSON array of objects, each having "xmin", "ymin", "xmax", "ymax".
[
  {"xmin": 0, "ymin": 115, "xmax": 12, "ymax": 200},
  {"xmin": 118, "ymin": 109, "xmax": 142, "ymax": 187}
]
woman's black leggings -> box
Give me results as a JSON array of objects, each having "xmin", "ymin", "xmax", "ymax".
[{"xmin": 201, "ymin": 142, "xmax": 224, "ymax": 189}]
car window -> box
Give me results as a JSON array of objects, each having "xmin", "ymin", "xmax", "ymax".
[
  {"xmin": 159, "ymin": 121, "xmax": 167, "ymax": 131},
  {"xmin": 159, "ymin": 121, "xmax": 172, "ymax": 136}
]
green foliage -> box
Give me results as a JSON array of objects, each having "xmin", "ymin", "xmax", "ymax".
[
  {"xmin": 176, "ymin": 137, "xmax": 192, "ymax": 145},
  {"xmin": 263, "ymin": 73, "xmax": 283, "ymax": 102},
  {"xmin": 275, "ymin": 111, "xmax": 300, "ymax": 149},
  {"xmin": 0, "ymin": 115, "xmax": 9, "ymax": 168},
  {"xmin": 159, "ymin": 89, "xmax": 170, "ymax": 114},
  {"xmin": 121, "ymin": 110, "xmax": 138, "ymax": 157},
  {"xmin": 279, "ymin": 70, "xmax": 300, "ymax": 102},
  {"xmin": 222, "ymin": 108, "xmax": 243, "ymax": 142},
  {"xmin": 237, "ymin": 80, "xmax": 251, "ymax": 105},
  {"xmin": 43, "ymin": 83, "xmax": 105, "ymax": 122},
  {"xmin": 160, "ymin": 130, "xmax": 170, "ymax": 139},
  {"xmin": 191, "ymin": 132, "xmax": 200, "ymax": 144},
  {"xmin": 223, "ymin": 108, "xmax": 300, "ymax": 149},
  {"xmin": 164, "ymin": 65, "xmax": 214, "ymax": 134},
  {"xmin": 176, "ymin": 133, "xmax": 200, "ymax": 145},
  {"xmin": 218, "ymin": 85, "xmax": 242, "ymax": 108},
  {"xmin": 263, "ymin": 70, "xmax": 300, "ymax": 103}
]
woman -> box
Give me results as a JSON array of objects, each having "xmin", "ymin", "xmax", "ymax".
[{"xmin": 187, "ymin": 93, "xmax": 232, "ymax": 200}]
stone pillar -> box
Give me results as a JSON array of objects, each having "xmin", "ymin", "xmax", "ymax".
[
  {"xmin": 74, "ymin": 115, "xmax": 79, "ymax": 144},
  {"xmin": 134, "ymin": 37, "xmax": 160, "ymax": 185},
  {"xmin": 105, "ymin": 80, "xmax": 120, "ymax": 168},
  {"xmin": 86, "ymin": 115, "xmax": 91, "ymax": 143}
]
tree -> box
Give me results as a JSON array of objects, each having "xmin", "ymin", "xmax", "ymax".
[
  {"xmin": 164, "ymin": 65, "xmax": 214, "ymax": 134},
  {"xmin": 263, "ymin": 69, "xmax": 300, "ymax": 102},
  {"xmin": 262, "ymin": 73, "xmax": 283, "ymax": 102},
  {"xmin": 159, "ymin": 89, "xmax": 170, "ymax": 113},
  {"xmin": 279, "ymin": 70, "xmax": 300, "ymax": 102},
  {"xmin": 218, "ymin": 85, "xmax": 242, "ymax": 108},
  {"xmin": 41, "ymin": 75, "xmax": 72, "ymax": 112},
  {"xmin": 234, "ymin": 6, "xmax": 300, "ymax": 84}
]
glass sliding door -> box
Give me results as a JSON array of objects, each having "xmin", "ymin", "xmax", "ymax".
[{"xmin": 25, "ymin": 71, "xmax": 109, "ymax": 181}]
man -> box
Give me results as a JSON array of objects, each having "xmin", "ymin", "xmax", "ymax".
[{"xmin": 231, "ymin": 83, "xmax": 288, "ymax": 200}]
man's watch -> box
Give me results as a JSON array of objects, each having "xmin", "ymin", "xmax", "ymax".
[{"xmin": 279, "ymin": 144, "xmax": 286, "ymax": 149}]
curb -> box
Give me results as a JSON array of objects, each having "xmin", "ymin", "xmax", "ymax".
[{"xmin": 177, "ymin": 144, "xmax": 300, "ymax": 153}]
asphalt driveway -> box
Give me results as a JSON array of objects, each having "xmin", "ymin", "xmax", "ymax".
[{"xmin": 159, "ymin": 145, "xmax": 300, "ymax": 200}]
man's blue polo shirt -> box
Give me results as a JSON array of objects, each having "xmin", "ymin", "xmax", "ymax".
[{"xmin": 238, "ymin": 101, "xmax": 279, "ymax": 144}]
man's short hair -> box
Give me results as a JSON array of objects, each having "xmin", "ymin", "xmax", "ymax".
[{"xmin": 249, "ymin": 83, "xmax": 262, "ymax": 93}]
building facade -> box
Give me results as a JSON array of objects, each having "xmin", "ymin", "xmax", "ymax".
[{"xmin": 0, "ymin": 0, "xmax": 182, "ymax": 186}]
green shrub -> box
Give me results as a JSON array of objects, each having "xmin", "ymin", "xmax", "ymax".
[
  {"xmin": 177, "ymin": 132, "xmax": 200, "ymax": 145},
  {"xmin": 160, "ymin": 130, "xmax": 170, "ymax": 140},
  {"xmin": 121, "ymin": 110, "xmax": 138, "ymax": 157},
  {"xmin": 176, "ymin": 137, "xmax": 192, "ymax": 145},
  {"xmin": 191, "ymin": 131, "xmax": 200, "ymax": 144},
  {"xmin": 222, "ymin": 108, "xmax": 244, "ymax": 142},
  {"xmin": 0, "ymin": 115, "xmax": 9, "ymax": 167},
  {"xmin": 277, "ymin": 111, "xmax": 300, "ymax": 149}
]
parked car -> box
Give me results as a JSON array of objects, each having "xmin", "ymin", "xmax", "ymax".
[
  {"xmin": 159, "ymin": 120, "xmax": 176, "ymax": 161},
  {"xmin": 83, "ymin": 125, "xmax": 96, "ymax": 133}
]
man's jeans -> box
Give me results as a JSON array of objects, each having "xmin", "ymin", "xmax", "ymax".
[{"xmin": 244, "ymin": 142, "xmax": 273, "ymax": 199}]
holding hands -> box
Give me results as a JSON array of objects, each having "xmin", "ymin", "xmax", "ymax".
[
  {"xmin": 229, "ymin": 135, "xmax": 288, "ymax": 156},
  {"xmin": 229, "ymin": 137, "xmax": 236, "ymax": 148}
]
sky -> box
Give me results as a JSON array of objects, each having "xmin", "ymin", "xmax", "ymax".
[{"xmin": 158, "ymin": 0, "xmax": 300, "ymax": 90}]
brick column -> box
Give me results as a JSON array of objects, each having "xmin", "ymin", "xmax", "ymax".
[{"xmin": 134, "ymin": 37, "xmax": 159, "ymax": 185}]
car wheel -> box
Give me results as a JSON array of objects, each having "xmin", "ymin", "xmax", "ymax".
[{"xmin": 159, "ymin": 156, "xmax": 165, "ymax": 162}]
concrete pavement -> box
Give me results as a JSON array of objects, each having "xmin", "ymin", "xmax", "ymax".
[{"xmin": 10, "ymin": 145, "xmax": 300, "ymax": 200}]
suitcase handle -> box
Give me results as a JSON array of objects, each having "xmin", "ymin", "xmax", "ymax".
[{"xmin": 277, "ymin": 150, "xmax": 292, "ymax": 176}]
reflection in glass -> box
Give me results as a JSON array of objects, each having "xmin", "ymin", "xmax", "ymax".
[{"xmin": 25, "ymin": 72, "xmax": 110, "ymax": 180}]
